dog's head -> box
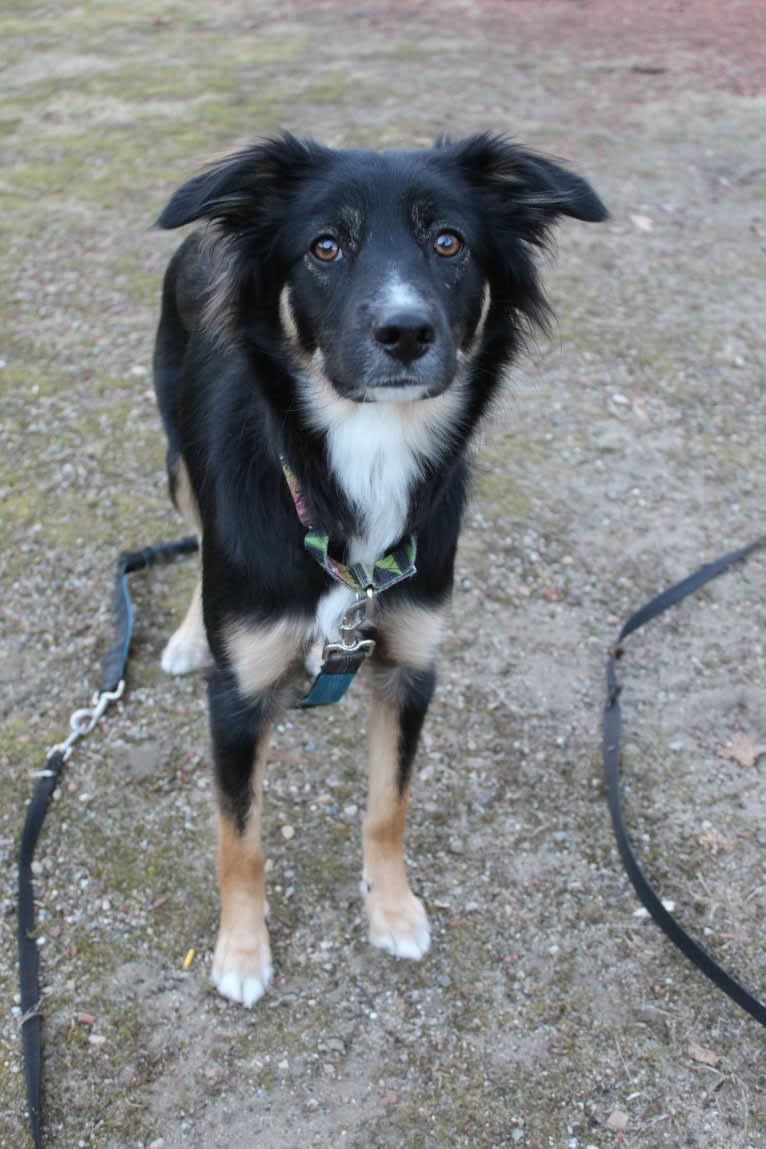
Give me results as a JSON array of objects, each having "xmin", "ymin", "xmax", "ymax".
[{"xmin": 158, "ymin": 133, "xmax": 607, "ymax": 404}]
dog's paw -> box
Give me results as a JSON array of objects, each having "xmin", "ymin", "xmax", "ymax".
[
  {"xmin": 365, "ymin": 887, "xmax": 431, "ymax": 960},
  {"xmin": 160, "ymin": 628, "xmax": 210, "ymax": 676},
  {"xmin": 211, "ymin": 927, "xmax": 273, "ymax": 1007}
]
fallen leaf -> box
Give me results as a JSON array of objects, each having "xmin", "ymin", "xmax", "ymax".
[
  {"xmin": 717, "ymin": 731, "xmax": 766, "ymax": 768},
  {"xmin": 631, "ymin": 394, "xmax": 650, "ymax": 420},
  {"xmin": 688, "ymin": 1041, "xmax": 721, "ymax": 1067},
  {"xmin": 697, "ymin": 828, "xmax": 732, "ymax": 855},
  {"xmin": 607, "ymin": 1108, "xmax": 629, "ymax": 1132}
]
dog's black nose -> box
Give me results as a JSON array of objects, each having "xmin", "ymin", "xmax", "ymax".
[{"xmin": 373, "ymin": 310, "xmax": 435, "ymax": 365}]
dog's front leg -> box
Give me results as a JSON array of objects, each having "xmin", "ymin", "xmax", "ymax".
[
  {"xmin": 208, "ymin": 668, "xmax": 274, "ymax": 1006},
  {"xmin": 364, "ymin": 664, "xmax": 435, "ymax": 960}
]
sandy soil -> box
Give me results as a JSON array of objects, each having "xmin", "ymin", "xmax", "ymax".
[{"xmin": 2, "ymin": 2, "xmax": 765, "ymax": 1147}]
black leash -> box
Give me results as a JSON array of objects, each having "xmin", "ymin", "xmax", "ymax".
[
  {"xmin": 603, "ymin": 533, "xmax": 766, "ymax": 1028},
  {"xmin": 17, "ymin": 536, "xmax": 198, "ymax": 1149}
]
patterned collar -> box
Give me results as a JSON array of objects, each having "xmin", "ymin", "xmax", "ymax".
[{"xmin": 280, "ymin": 456, "xmax": 417, "ymax": 595}]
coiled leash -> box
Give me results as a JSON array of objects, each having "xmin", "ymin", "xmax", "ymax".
[{"xmin": 604, "ymin": 533, "xmax": 766, "ymax": 1028}]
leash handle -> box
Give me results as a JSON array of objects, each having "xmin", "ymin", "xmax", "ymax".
[{"xmin": 604, "ymin": 533, "xmax": 766, "ymax": 1027}]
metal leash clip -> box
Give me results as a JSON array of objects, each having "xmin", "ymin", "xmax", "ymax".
[
  {"xmin": 45, "ymin": 680, "xmax": 126, "ymax": 766},
  {"xmin": 322, "ymin": 586, "xmax": 376, "ymax": 661}
]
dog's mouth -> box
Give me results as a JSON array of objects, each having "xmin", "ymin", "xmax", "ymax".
[
  {"xmin": 354, "ymin": 380, "xmax": 442, "ymax": 403},
  {"xmin": 332, "ymin": 373, "xmax": 453, "ymax": 404},
  {"xmin": 301, "ymin": 350, "xmax": 455, "ymax": 409}
]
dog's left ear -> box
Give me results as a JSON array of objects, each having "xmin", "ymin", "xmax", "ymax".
[
  {"xmin": 452, "ymin": 133, "xmax": 608, "ymax": 240},
  {"xmin": 156, "ymin": 134, "xmax": 324, "ymax": 231}
]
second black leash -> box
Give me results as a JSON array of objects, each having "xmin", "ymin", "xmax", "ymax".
[{"xmin": 603, "ymin": 533, "xmax": 766, "ymax": 1028}]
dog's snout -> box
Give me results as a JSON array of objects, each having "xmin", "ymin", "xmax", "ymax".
[{"xmin": 373, "ymin": 310, "xmax": 436, "ymax": 365}]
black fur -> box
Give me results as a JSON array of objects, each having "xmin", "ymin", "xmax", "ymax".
[
  {"xmin": 396, "ymin": 666, "xmax": 437, "ymax": 795},
  {"xmin": 207, "ymin": 668, "xmax": 273, "ymax": 832}
]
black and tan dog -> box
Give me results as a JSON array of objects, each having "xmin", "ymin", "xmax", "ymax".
[{"xmin": 153, "ymin": 133, "xmax": 607, "ymax": 1005}]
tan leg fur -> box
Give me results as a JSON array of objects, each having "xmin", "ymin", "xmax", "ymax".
[{"xmin": 363, "ymin": 693, "xmax": 430, "ymax": 959}]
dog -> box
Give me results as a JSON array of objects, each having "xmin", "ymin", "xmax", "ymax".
[{"xmin": 152, "ymin": 132, "xmax": 607, "ymax": 1006}]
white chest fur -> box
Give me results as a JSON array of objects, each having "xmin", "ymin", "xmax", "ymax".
[
  {"xmin": 314, "ymin": 404, "xmax": 421, "ymax": 643},
  {"xmin": 326, "ymin": 402, "xmax": 423, "ymax": 562},
  {"xmin": 301, "ymin": 354, "xmax": 466, "ymax": 641}
]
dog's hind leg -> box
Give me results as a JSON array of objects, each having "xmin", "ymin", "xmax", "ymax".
[
  {"xmin": 161, "ymin": 456, "xmax": 211, "ymax": 675},
  {"xmin": 161, "ymin": 575, "xmax": 210, "ymax": 675},
  {"xmin": 363, "ymin": 665, "xmax": 435, "ymax": 960}
]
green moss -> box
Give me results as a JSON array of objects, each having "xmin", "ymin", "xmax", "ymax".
[
  {"xmin": 299, "ymin": 72, "xmax": 354, "ymax": 105},
  {"xmin": 472, "ymin": 468, "xmax": 533, "ymax": 520},
  {"xmin": 390, "ymin": 44, "xmax": 429, "ymax": 62},
  {"xmin": 0, "ymin": 361, "xmax": 70, "ymax": 400}
]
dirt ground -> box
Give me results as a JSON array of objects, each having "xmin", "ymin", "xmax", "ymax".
[{"xmin": 2, "ymin": 2, "xmax": 765, "ymax": 1146}]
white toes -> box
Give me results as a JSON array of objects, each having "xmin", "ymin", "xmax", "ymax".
[
  {"xmin": 213, "ymin": 963, "xmax": 273, "ymax": 1008},
  {"xmin": 373, "ymin": 925, "xmax": 431, "ymax": 961},
  {"xmin": 211, "ymin": 925, "xmax": 273, "ymax": 1007},
  {"xmin": 161, "ymin": 629, "xmax": 210, "ymax": 675},
  {"xmin": 366, "ymin": 891, "xmax": 431, "ymax": 961}
]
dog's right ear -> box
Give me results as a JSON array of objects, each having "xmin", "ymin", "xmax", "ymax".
[
  {"xmin": 156, "ymin": 134, "xmax": 323, "ymax": 230},
  {"xmin": 450, "ymin": 133, "xmax": 608, "ymax": 242}
]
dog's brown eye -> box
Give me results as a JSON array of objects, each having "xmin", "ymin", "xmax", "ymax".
[
  {"xmin": 434, "ymin": 231, "xmax": 463, "ymax": 258},
  {"xmin": 310, "ymin": 236, "xmax": 342, "ymax": 263}
]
